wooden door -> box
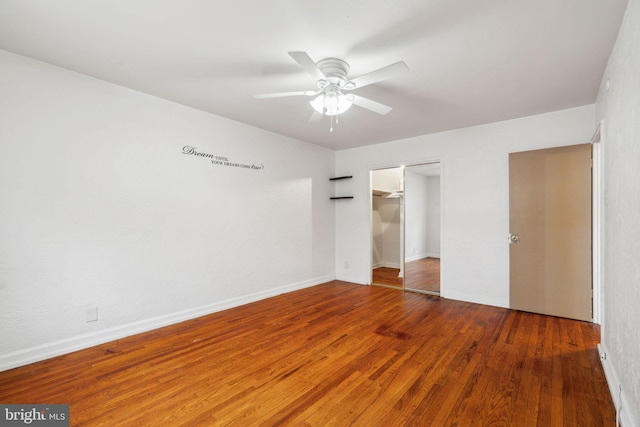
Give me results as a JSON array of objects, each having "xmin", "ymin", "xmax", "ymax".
[{"xmin": 509, "ymin": 144, "xmax": 592, "ymax": 321}]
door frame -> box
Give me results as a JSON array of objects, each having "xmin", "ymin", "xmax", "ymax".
[
  {"xmin": 368, "ymin": 158, "xmax": 444, "ymax": 296},
  {"xmin": 592, "ymin": 121, "xmax": 604, "ymax": 325},
  {"xmin": 509, "ymin": 143, "xmax": 593, "ymax": 321},
  {"xmin": 508, "ymin": 137, "xmax": 603, "ymax": 324}
]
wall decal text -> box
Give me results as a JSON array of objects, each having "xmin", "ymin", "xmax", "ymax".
[{"xmin": 182, "ymin": 146, "xmax": 264, "ymax": 171}]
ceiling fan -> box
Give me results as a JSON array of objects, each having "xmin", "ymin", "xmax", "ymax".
[{"xmin": 254, "ymin": 51, "xmax": 408, "ymax": 128}]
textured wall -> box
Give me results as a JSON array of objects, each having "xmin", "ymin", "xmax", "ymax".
[
  {"xmin": 595, "ymin": 0, "xmax": 640, "ymax": 423},
  {"xmin": 0, "ymin": 50, "xmax": 336, "ymax": 370}
]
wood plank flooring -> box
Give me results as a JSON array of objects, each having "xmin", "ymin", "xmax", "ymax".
[
  {"xmin": 372, "ymin": 266, "xmax": 403, "ymax": 287},
  {"xmin": 404, "ymin": 257, "xmax": 440, "ymax": 293},
  {"xmin": 373, "ymin": 257, "xmax": 440, "ymax": 294},
  {"xmin": 0, "ymin": 281, "xmax": 615, "ymax": 426}
]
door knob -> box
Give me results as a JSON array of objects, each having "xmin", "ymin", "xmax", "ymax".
[{"xmin": 508, "ymin": 233, "xmax": 520, "ymax": 244}]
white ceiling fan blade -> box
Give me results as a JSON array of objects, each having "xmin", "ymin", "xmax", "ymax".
[
  {"xmin": 309, "ymin": 110, "xmax": 324, "ymax": 122},
  {"xmin": 349, "ymin": 94, "xmax": 393, "ymax": 115},
  {"xmin": 288, "ymin": 51, "xmax": 327, "ymax": 82},
  {"xmin": 253, "ymin": 90, "xmax": 318, "ymax": 99},
  {"xmin": 346, "ymin": 61, "xmax": 408, "ymax": 89}
]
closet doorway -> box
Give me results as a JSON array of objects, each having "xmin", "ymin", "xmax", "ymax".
[
  {"xmin": 371, "ymin": 167, "xmax": 404, "ymax": 288},
  {"xmin": 371, "ymin": 163, "xmax": 441, "ymax": 295}
]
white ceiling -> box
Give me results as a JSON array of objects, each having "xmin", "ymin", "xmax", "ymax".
[{"xmin": 0, "ymin": 0, "xmax": 628, "ymax": 150}]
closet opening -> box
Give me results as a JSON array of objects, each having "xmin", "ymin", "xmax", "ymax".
[{"xmin": 370, "ymin": 163, "xmax": 441, "ymax": 295}]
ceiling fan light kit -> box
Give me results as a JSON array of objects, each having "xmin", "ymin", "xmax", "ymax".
[
  {"xmin": 310, "ymin": 91, "xmax": 353, "ymax": 116},
  {"xmin": 254, "ymin": 51, "xmax": 408, "ymax": 131}
]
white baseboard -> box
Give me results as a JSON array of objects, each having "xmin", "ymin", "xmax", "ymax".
[
  {"xmin": 405, "ymin": 254, "xmax": 426, "ymax": 263},
  {"xmin": 405, "ymin": 253, "xmax": 440, "ymax": 263},
  {"xmin": 598, "ymin": 343, "xmax": 640, "ymax": 427},
  {"xmin": 371, "ymin": 262, "xmax": 400, "ymax": 269},
  {"xmin": 335, "ymin": 274, "xmax": 368, "ymax": 285},
  {"xmin": 0, "ymin": 274, "xmax": 335, "ymax": 372},
  {"xmin": 382, "ymin": 262, "xmax": 401, "ymax": 269}
]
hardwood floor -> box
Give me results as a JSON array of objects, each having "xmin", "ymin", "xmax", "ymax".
[
  {"xmin": 405, "ymin": 257, "xmax": 440, "ymax": 293},
  {"xmin": 373, "ymin": 257, "xmax": 440, "ymax": 294},
  {"xmin": 372, "ymin": 266, "xmax": 403, "ymax": 287},
  {"xmin": 0, "ymin": 281, "xmax": 615, "ymax": 426}
]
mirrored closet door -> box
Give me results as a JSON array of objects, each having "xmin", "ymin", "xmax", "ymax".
[{"xmin": 403, "ymin": 163, "xmax": 441, "ymax": 295}]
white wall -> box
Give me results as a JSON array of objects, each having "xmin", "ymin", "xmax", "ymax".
[
  {"xmin": 371, "ymin": 167, "xmax": 402, "ymax": 193},
  {"xmin": 404, "ymin": 171, "xmax": 430, "ymax": 261},
  {"xmin": 405, "ymin": 171, "xmax": 441, "ymax": 262},
  {"xmin": 335, "ymin": 105, "xmax": 595, "ymax": 308},
  {"xmin": 0, "ymin": 50, "xmax": 336, "ymax": 371},
  {"xmin": 426, "ymin": 176, "xmax": 441, "ymax": 257},
  {"xmin": 595, "ymin": 0, "xmax": 640, "ymax": 423},
  {"xmin": 371, "ymin": 198, "xmax": 402, "ymax": 269}
]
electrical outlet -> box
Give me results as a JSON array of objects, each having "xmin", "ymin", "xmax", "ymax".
[
  {"xmin": 86, "ymin": 307, "xmax": 98, "ymax": 323},
  {"xmin": 344, "ymin": 261, "xmax": 349, "ymax": 269}
]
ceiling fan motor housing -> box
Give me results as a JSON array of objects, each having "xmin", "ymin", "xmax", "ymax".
[{"xmin": 316, "ymin": 58, "xmax": 350, "ymax": 87}]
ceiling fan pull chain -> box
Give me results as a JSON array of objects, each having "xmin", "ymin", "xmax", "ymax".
[{"xmin": 330, "ymin": 114, "xmax": 334, "ymax": 132}]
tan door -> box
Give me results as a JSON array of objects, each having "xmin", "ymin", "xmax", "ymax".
[{"xmin": 509, "ymin": 144, "xmax": 592, "ymax": 321}]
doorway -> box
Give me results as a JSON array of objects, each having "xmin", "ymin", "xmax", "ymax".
[
  {"xmin": 509, "ymin": 144, "xmax": 592, "ymax": 321},
  {"xmin": 370, "ymin": 163, "xmax": 442, "ymax": 295},
  {"xmin": 371, "ymin": 167, "xmax": 403, "ymax": 289}
]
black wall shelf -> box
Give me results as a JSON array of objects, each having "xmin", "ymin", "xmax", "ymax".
[{"xmin": 330, "ymin": 175, "xmax": 353, "ymax": 200}]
